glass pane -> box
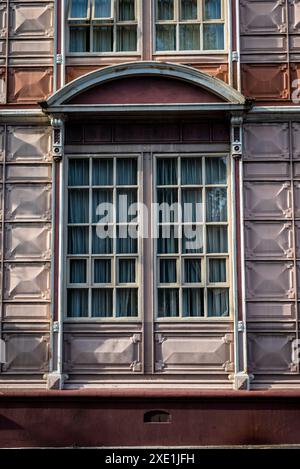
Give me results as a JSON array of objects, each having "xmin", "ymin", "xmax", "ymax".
[
  {"xmin": 70, "ymin": 259, "xmax": 87, "ymax": 283},
  {"xmin": 181, "ymin": 158, "xmax": 202, "ymax": 185},
  {"xmin": 157, "ymin": 0, "xmax": 174, "ymax": 20},
  {"xmin": 94, "ymin": 0, "xmax": 111, "ymax": 17},
  {"xmin": 117, "ymin": 225, "xmax": 138, "ymax": 253},
  {"xmin": 69, "ymin": 159, "xmax": 89, "ymax": 186},
  {"xmin": 157, "ymin": 189, "xmax": 178, "ymax": 223},
  {"xmin": 67, "ymin": 289, "xmax": 88, "ymax": 317},
  {"xmin": 70, "ymin": 0, "xmax": 88, "ymax": 18},
  {"xmin": 182, "ymin": 189, "xmax": 202, "ymax": 223},
  {"xmin": 206, "ymin": 188, "xmax": 227, "ymax": 222},
  {"xmin": 92, "ymin": 289, "xmax": 113, "ymax": 317},
  {"xmin": 116, "ymin": 288, "xmax": 138, "ymax": 317},
  {"xmin": 180, "ymin": 0, "xmax": 197, "ymax": 20},
  {"xmin": 70, "ymin": 27, "xmax": 89, "ymax": 52},
  {"xmin": 158, "ymin": 225, "xmax": 179, "ymax": 254},
  {"xmin": 94, "ymin": 259, "xmax": 111, "ymax": 283},
  {"xmin": 183, "ymin": 288, "xmax": 204, "ymax": 317},
  {"xmin": 204, "ymin": 0, "xmax": 221, "ymax": 19},
  {"xmin": 93, "ymin": 189, "xmax": 113, "ymax": 223},
  {"xmin": 93, "ymin": 27, "xmax": 113, "ymax": 52},
  {"xmin": 158, "ymin": 288, "xmax": 179, "ymax": 317},
  {"xmin": 117, "ymin": 158, "xmax": 137, "ymax": 185},
  {"xmin": 208, "ymin": 288, "xmax": 229, "ymax": 317},
  {"xmin": 92, "ymin": 226, "xmax": 113, "ymax": 254},
  {"xmin": 160, "ymin": 259, "xmax": 177, "ymax": 283},
  {"xmin": 157, "ymin": 158, "xmax": 177, "ymax": 185},
  {"xmin": 156, "ymin": 25, "xmax": 176, "ymax": 51},
  {"xmin": 182, "ymin": 225, "xmax": 203, "ymax": 253},
  {"xmin": 117, "ymin": 25, "xmax": 137, "ymax": 51},
  {"xmin": 209, "ymin": 258, "xmax": 226, "ymax": 283},
  {"xmin": 207, "ymin": 225, "xmax": 227, "ymax": 253},
  {"xmin": 184, "ymin": 258, "xmax": 201, "ymax": 283},
  {"xmin": 68, "ymin": 189, "xmax": 89, "ymax": 223},
  {"xmin": 68, "ymin": 227, "xmax": 89, "ymax": 254},
  {"xmin": 117, "ymin": 189, "xmax": 137, "ymax": 222},
  {"xmin": 203, "ymin": 24, "xmax": 224, "ymax": 50},
  {"xmin": 119, "ymin": 259, "xmax": 136, "ymax": 283},
  {"xmin": 92, "ymin": 159, "xmax": 113, "ymax": 185},
  {"xmin": 118, "ymin": 0, "xmax": 135, "ymax": 20},
  {"xmin": 179, "ymin": 24, "xmax": 200, "ymax": 50},
  {"xmin": 205, "ymin": 157, "xmax": 227, "ymax": 184}
]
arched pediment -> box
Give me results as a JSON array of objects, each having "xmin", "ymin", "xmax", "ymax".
[{"xmin": 43, "ymin": 61, "xmax": 249, "ymax": 113}]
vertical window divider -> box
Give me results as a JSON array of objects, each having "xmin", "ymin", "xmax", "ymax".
[
  {"xmin": 113, "ymin": 156, "xmax": 117, "ymax": 318},
  {"xmin": 88, "ymin": 156, "xmax": 92, "ymax": 318},
  {"xmin": 203, "ymin": 155, "xmax": 208, "ymax": 318},
  {"xmin": 178, "ymin": 155, "xmax": 182, "ymax": 318}
]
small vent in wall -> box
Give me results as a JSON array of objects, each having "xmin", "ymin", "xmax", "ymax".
[{"xmin": 144, "ymin": 410, "xmax": 171, "ymax": 423}]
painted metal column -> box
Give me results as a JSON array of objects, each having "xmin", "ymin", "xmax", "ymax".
[
  {"xmin": 46, "ymin": 115, "xmax": 67, "ymax": 390},
  {"xmin": 230, "ymin": 115, "xmax": 251, "ymax": 390}
]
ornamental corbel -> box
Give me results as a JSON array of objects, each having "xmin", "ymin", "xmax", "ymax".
[{"xmin": 50, "ymin": 115, "xmax": 65, "ymax": 162}]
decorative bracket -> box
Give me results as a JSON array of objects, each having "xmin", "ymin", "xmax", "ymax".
[
  {"xmin": 50, "ymin": 115, "xmax": 65, "ymax": 162},
  {"xmin": 231, "ymin": 115, "xmax": 243, "ymax": 160},
  {"xmin": 45, "ymin": 372, "xmax": 69, "ymax": 390},
  {"xmin": 230, "ymin": 371, "xmax": 253, "ymax": 391}
]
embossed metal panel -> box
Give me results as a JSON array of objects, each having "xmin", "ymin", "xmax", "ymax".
[
  {"xmin": 9, "ymin": 3, "xmax": 53, "ymax": 37},
  {"xmin": 3, "ymin": 263, "xmax": 51, "ymax": 300},
  {"xmin": 3, "ymin": 303, "xmax": 50, "ymax": 320},
  {"xmin": 289, "ymin": 0, "xmax": 300, "ymax": 32},
  {"xmin": 244, "ymin": 162, "xmax": 290, "ymax": 180},
  {"xmin": 9, "ymin": 39, "xmax": 53, "ymax": 57},
  {"xmin": 244, "ymin": 182, "xmax": 292, "ymax": 219},
  {"xmin": 240, "ymin": 0, "xmax": 287, "ymax": 34},
  {"xmin": 241, "ymin": 64, "xmax": 289, "ymax": 100},
  {"xmin": 0, "ymin": 4, "xmax": 7, "ymax": 39},
  {"xmin": 0, "ymin": 67, "xmax": 5, "ymax": 103},
  {"xmin": 292, "ymin": 123, "xmax": 300, "ymax": 159},
  {"xmin": 8, "ymin": 67, "xmax": 52, "ymax": 103},
  {"xmin": 64, "ymin": 333, "xmax": 142, "ymax": 373},
  {"xmin": 294, "ymin": 221, "xmax": 300, "ymax": 257},
  {"xmin": 4, "ymin": 223, "xmax": 51, "ymax": 260},
  {"xmin": 240, "ymin": 35, "xmax": 287, "ymax": 54},
  {"xmin": 155, "ymin": 333, "xmax": 233, "ymax": 373},
  {"xmin": 5, "ymin": 184, "xmax": 51, "ymax": 221},
  {"xmin": 2, "ymin": 333, "xmax": 49, "ymax": 373},
  {"xmin": 246, "ymin": 261, "xmax": 295, "ymax": 300},
  {"xmin": 244, "ymin": 123, "xmax": 289, "ymax": 160},
  {"xmin": 247, "ymin": 302, "xmax": 296, "ymax": 321},
  {"xmin": 244, "ymin": 222, "xmax": 293, "ymax": 259},
  {"xmin": 248, "ymin": 333, "xmax": 295, "ymax": 373},
  {"xmin": 293, "ymin": 183, "xmax": 300, "ymax": 217},
  {"xmin": 6, "ymin": 126, "xmax": 51, "ymax": 162},
  {"xmin": 0, "ymin": 125, "xmax": 4, "ymax": 161},
  {"xmin": 6, "ymin": 164, "xmax": 51, "ymax": 181}
]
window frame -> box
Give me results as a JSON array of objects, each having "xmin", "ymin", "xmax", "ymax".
[
  {"xmin": 64, "ymin": 153, "xmax": 143, "ymax": 322},
  {"xmin": 152, "ymin": 0, "xmax": 227, "ymax": 55},
  {"xmin": 153, "ymin": 152, "xmax": 232, "ymax": 321},
  {"xmin": 67, "ymin": 0, "xmax": 142, "ymax": 55}
]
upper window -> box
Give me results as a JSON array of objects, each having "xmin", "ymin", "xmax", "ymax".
[
  {"xmin": 155, "ymin": 0, "xmax": 225, "ymax": 52},
  {"xmin": 68, "ymin": 0, "xmax": 138, "ymax": 53}
]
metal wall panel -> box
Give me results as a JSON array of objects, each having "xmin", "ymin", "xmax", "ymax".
[
  {"xmin": 5, "ymin": 184, "xmax": 51, "ymax": 220},
  {"xmin": 247, "ymin": 302, "xmax": 296, "ymax": 321},
  {"xmin": 244, "ymin": 123, "xmax": 289, "ymax": 160},
  {"xmin": 1, "ymin": 333, "xmax": 49, "ymax": 373},
  {"xmin": 3, "ymin": 263, "xmax": 51, "ymax": 300},
  {"xmin": 8, "ymin": 67, "xmax": 52, "ymax": 103},
  {"xmin": 243, "ymin": 162, "xmax": 290, "ymax": 180},
  {"xmin": 9, "ymin": 3, "xmax": 53, "ymax": 37},
  {"xmin": 6, "ymin": 126, "xmax": 51, "ymax": 162},
  {"xmin": 248, "ymin": 333, "xmax": 296, "ymax": 374},
  {"xmin": 241, "ymin": 64, "xmax": 289, "ymax": 100},
  {"xmin": 244, "ymin": 181, "xmax": 292, "ymax": 219},
  {"xmin": 244, "ymin": 221, "xmax": 293, "ymax": 259},
  {"xmin": 240, "ymin": 0, "xmax": 287, "ymax": 34},
  {"xmin": 154, "ymin": 333, "xmax": 234, "ymax": 373},
  {"xmin": 64, "ymin": 333, "xmax": 142, "ymax": 373},
  {"xmin": 4, "ymin": 223, "xmax": 51, "ymax": 260}
]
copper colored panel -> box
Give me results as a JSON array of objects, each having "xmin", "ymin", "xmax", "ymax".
[
  {"xmin": 155, "ymin": 333, "xmax": 233, "ymax": 373},
  {"xmin": 244, "ymin": 162, "xmax": 290, "ymax": 180},
  {"xmin": 244, "ymin": 123, "xmax": 289, "ymax": 160},
  {"xmin": 64, "ymin": 333, "xmax": 142, "ymax": 373},
  {"xmin": 0, "ymin": 4, "xmax": 7, "ymax": 39},
  {"xmin": 6, "ymin": 126, "xmax": 51, "ymax": 162},
  {"xmin": 3, "ymin": 262, "xmax": 50, "ymax": 300},
  {"xmin": 244, "ymin": 221, "xmax": 293, "ymax": 259},
  {"xmin": 244, "ymin": 182, "xmax": 292, "ymax": 219},
  {"xmin": 9, "ymin": 3, "xmax": 53, "ymax": 37},
  {"xmin": 240, "ymin": 0, "xmax": 287, "ymax": 34},
  {"xmin": 240, "ymin": 35, "xmax": 287, "ymax": 53},
  {"xmin": 248, "ymin": 333, "xmax": 295, "ymax": 374},
  {"xmin": 66, "ymin": 66, "xmax": 102, "ymax": 83},
  {"xmin": 3, "ymin": 303, "xmax": 50, "ymax": 320},
  {"xmin": 4, "ymin": 223, "xmax": 51, "ymax": 260},
  {"xmin": 6, "ymin": 164, "xmax": 51, "ymax": 181},
  {"xmin": 241, "ymin": 64, "xmax": 289, "ymax": 100},
  {"xmin": 192, "ymin": 64, "xmax": 228, "ymax": 83},
  {"xmin": 247, "ymin": 302, "xmax": 295, "ymax": 321},
  {"xmin": 293, "ymin": 183, "xmax": 300, "ymax": 217},
  {"xmin": 8, "ymin": 67, "xmax": 52, "ymax": 103},
  {"xmin": 289, "ymin": 0, "xmax": 300, "ymax": 32},
  {"xmin": 2, "ymin": 333, "xmax": 49, "ymax": 373},
  {"xmin": 5, "ymin": 184, "xmax": 51, "ymax": 221},
  {"xmin": 292, "ymin": 123, "xmax": 300, "ymax": 159},
  {"xmin": 246, "ymin": 261, "xmax": 295, "ymax": 300}
]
